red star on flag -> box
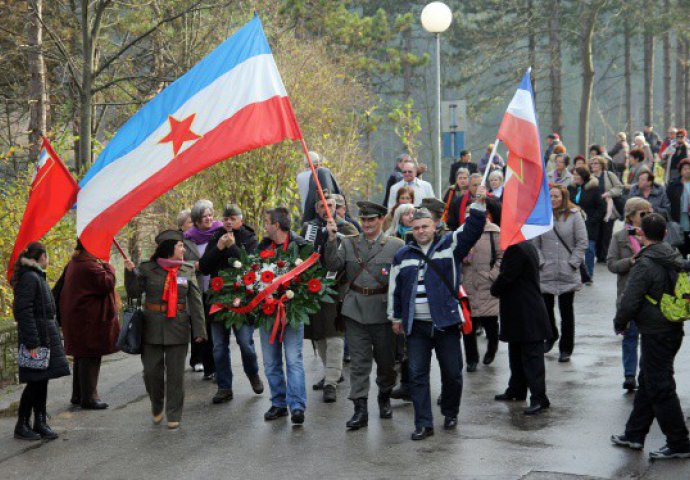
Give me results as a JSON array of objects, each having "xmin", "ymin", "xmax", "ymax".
[{"xmin": 159, "ymin": 114, "xmax": 201, "ymax": 156}]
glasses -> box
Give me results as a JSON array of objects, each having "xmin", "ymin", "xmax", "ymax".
[{"xmin": 639, "ymin": 211, "xmax": 652, "ymax": 217}]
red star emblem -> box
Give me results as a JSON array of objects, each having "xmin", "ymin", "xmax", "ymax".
[{"xmin": 159, "ymin": 114, "xmax": 201, "ymax": 156}]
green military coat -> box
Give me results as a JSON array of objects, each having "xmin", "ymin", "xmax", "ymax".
[{"xmin": 125, "ymin": 261, "xmax": 206, "ymax": 345}]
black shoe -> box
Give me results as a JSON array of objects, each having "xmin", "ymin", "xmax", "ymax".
[
  {"xmin": 411, "ymin": 426, "xmax": 434, "ymax": 441},
  {"xmin": 81, "ymin": 400, "xmax": 109, "ymax": 410},
  {"xmin": 495, "ymin": 392, "xmax": 526, "ymax": 401},
  {"xmin": 524, "ymin": 403, "xmax": 550, "ymax": 415},
  {"xmin": 623, "ymin": 376, "xmax": 637, "ymax": 392},
  {"xmin": 378, "ymin": 392, "xmax": 392, "ymax": 419},
  {"xmin": 313, "ymin": 378, "xmax": 325, "ymax": 391},
  {"xmin": 212, "ymin": 389, "xmax": 234, "ymax": 404},
  {"xmin": 264, "ymin": 406, "xmax": 288, "ymax": 421},
  {"xmin": 443, "ymin": 416, "xmax": 458, "ymax": 430},
  {"xmin": 291, "ymin": 409, "xmax": 305, "ymax": 425},
  {"xmin": 248, "ymin": 375, "xmax": 264, "ymax": 394},
  {"xmin": 483, "ymin": 350, "xmax": 496, "ymax": 365},
  {"xmin": 343, "ymin": 354, "xmax": 351, "ymax": 363},
  {"xmin": 323, "ymin": 385, "xmax": 337, "ymax": 403},
  {"xmin": 346, "ymin": 398, "xmax": 368, "ymax": 430},
  {"xmin": 33, "ymin": 411, "xmax": 58, "ymax": 440},
  {"xmin": 437, "ymin": 394, "xmax": 442, "ymax": 406},
  {"xmin": 390, "ymin": 385, "xmax": 411, "ymax": 401},
  {"xmin": 14, "ymin": 416, "xmax": 41, "ymax": 441},
  {"xmin": 467, "ymin": 362, "xmax": 478, "ymax": 373},
  {"xmin": 558, "ymin": 353, "xmax": 571, "ymax": 363},
  {"xmin": 70, "ymin": 397, "xmax": 80, "ymax": 406},
  {"xmin": 203, "ymin": 373, "xmax": 216, "ymax": 381},
  {"xmin": 544, "ymin": 339, "xmax": 555, "ymax": 353},
  {"xmin": 649, "ymin": 445, "xmax": 690, "ymax": 459},
  {"xmin": 611, "ymin": 434, "xmax": 643, "ymax": 450}
]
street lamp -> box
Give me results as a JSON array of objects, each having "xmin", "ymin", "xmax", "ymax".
[{"xmin": 421, "ymin": 1, "xmax": 452, "ymax": 197}]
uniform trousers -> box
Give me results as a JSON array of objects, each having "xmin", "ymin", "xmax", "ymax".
[
  {"xmin": 141, "ymin": 343, "xmax": 188, "ymax": 422},
  {"xmin": 345, "ymin": 317, "xmax": 396, "ymax": 400}
]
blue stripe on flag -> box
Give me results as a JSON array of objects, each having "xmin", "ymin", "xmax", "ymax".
[{"xmin": 80, "ymin": 15, "xmax": 271, "ymax": 187}]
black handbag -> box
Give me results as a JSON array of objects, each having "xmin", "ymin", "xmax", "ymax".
[
  {"xmin": 117, "ymin": 299, "xmax": 143, "ymax": 354},
  {"xmin": 551, "ymin": 225, "xmax": 592, "ymax": 284}
]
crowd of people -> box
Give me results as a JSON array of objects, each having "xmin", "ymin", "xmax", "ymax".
[{"xmin": 9, "ymin": 136, "xmax": 690, "ymax": 459}]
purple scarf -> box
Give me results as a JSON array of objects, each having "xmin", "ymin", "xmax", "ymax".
[{"xmin": 184, "ymin": 220, "xmax": 223, "ymax": 245}]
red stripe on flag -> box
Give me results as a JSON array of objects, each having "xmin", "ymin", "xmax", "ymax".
[{"xmin": 80, "ymin": 95, "xmax": 302, "ymax": 259}]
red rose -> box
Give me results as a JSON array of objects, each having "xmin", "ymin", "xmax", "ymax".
[
  {"xmin": 243, "ymin": 271, "xmax": 256, "ymax": 285},
  {"xmin": 262, "ymin": 298, "xmax": 277, "ymax": 315},
  {"xmin": 276, "ymin": 260, "xmax": 286, "ymax": 268},
  {"xmin": 233, "ymin": 282, "xmax": 240, "ymax": 290},
  {"xmin": 307, "ymin": 278, "xmax": 322, "ymax": 293},
  {"xmin": 210, "ymin": 277, "xmax": 224, "ymax": 292},
  {"xmin": 295, "ymin": 275, "xmax": 302, "ymax": 283},
  {"xmin": 259, "ymin": 249, "xmax": 276, "ymax": 260},
  {"xmin": 261, "ymin": 271, "xmax": 275, "ymax": 283},
  {"xmin": 246, "ymin": 289, "xmax": 253, "ymax": 295},
  {"xmin": 251, "ymin": 264, "xmax": 260, "ymax": 271}
]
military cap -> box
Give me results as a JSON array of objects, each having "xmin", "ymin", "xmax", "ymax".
[
  {"xmin": 223, "ymin": 203, "xmax": 242, "ymax": 217},
  {"xmin": 155, "ymin": 229, "xmax": 184, "ymax": 244},
  {"xmin": 420, "ymin": 197, "xmax": 446, "ymax": 215},
  {"xmin": 412, "ymin": 208, "xmax": 433, "ymax": 221},
  {"xmin": 332, "ymin": 194, "xmax": 346, "ymax": 207},
  {"xmin": 356, "ymin": 200, "xmax": 388, "ymax": 218}
]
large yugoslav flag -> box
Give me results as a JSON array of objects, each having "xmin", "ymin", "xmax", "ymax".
[
  {"xmin": 496, "ymin": 68, "xmax": 552, "ymax": 250},
  {"xmin": 77, "ymin": 15, "xmax": 302, "ymax": 259}
]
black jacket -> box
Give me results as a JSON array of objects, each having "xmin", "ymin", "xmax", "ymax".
[
  {"xmin": 490, "ymin": 242, "xmax": 552, "ymax": 343},
  {"xmin": 302, "ymin": 167, "xmax": 341, "ymax": 223},
  {"xmin": 199, "ymin": 224, "xmax": 258, "ymax": 277},
  {"xmin": 383, "ymin": 169, "xmax": 403, "ymax": 207},
  {"xmin": 614, "ymin": 242, "xmax": 685, "ymax": 335},
  {"xmin": 568, "ymin": 178, "xmax": 605, "ymax": 242},
  {"xmin": 12, "ymin": 258, "xmax": 71, "ymax": 383},
  {"xmin": 666, "ymin": 179, "xmax": 686, "ymax": 223}
]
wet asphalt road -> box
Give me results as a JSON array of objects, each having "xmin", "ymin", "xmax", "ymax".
[{"xmin": 1, "ymin": 264, "xmax": 690, "ymax": 479}]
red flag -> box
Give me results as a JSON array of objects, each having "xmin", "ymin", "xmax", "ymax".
[{"xmin": 6, "ymin": 138, "xmax": 79, "ymax": 281}]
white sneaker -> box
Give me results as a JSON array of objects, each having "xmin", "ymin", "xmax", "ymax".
[{"xmin": 193, "ymin": 364, "xmax": 204, "ymax": 372}]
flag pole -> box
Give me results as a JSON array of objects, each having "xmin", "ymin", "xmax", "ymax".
[
  {"xmin": 112, "ymin": 239, "xmax": 130, "ymax": 263},
  {"xmin": 481, "ymin": 139, "xmax": 501, "ymax": 185},
  {"xmin": 297, "ymin": 136, "xmax": 334, "ymax": 222}
]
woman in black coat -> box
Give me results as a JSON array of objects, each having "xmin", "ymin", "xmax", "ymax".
[
  {"xmin": 12, "ymin": 242, "xmax": 70, "ymax": 441},
  {"xmin": 490, "ymin": 241, "xmax": 552, "ymax": 415},
  {"xmin": 568, "ymin": 167, "xmax": 605, "ymax": 281}
]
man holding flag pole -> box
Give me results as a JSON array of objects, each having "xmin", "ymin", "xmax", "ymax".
[{"xmin": 488, "ymin": 68, "xmax": 554, "ymax": 416}]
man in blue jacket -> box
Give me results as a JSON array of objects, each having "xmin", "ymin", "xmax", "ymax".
[{"xmin": 388, "ymin": 186, "xmax": 487, "ymax": 441}]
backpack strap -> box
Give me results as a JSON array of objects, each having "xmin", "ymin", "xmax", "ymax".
[{"xmin": 489, "ymin": 231, "xmax": 498, "ymax": 269}]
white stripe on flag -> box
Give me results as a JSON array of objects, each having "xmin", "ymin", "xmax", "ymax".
[
  {"xmin": 77, "ymin": 54, "xmax": 287, "ymax": 234},
  {"xmin": 505, "ymin": 89, "xmax": 537, "ymax": 126}
]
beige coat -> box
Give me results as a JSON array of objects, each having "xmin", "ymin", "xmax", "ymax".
[{"xmin": 462, "ymin": 222, "xmax": 502, "ymax": 317}]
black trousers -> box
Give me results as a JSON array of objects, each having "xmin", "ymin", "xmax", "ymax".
[
  {"xmin": 476, "ymin": 316, "xmax": 499, "ymax": 355},
  {"xmin": 625, "ymin": 331, "xmax": 690, "ymax": 450},
  {"xmin": 596, "ymin": 219, "xmax": 616, "ymax": 262},
  {"xmin": 506, "ymin": 341, "xmax": 548, "ymax": 406},
  {"xmin": 542, "ymin": 292, "xmax": 575, "ymax": 354},
  {"xmin": 19, "ymin": 379, "xmax": 48, "ymax": 416},
  {"xmin": 72, "ymin": 356, "xmax": 102, "ymax": 405}
]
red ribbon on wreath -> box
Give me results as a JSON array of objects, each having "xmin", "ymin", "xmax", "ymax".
[{"xmin": 209, "ymin": 252, "xmax": 321, "ymax": 343}]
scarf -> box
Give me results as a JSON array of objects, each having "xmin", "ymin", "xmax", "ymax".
[
  {"xmin": 157, "ymin": 258, "xmax": 185, "ymax": 318},
  {"xmin": 625, "ymin": 225, "xmax": 642, "ymax": 254},
  {"xmin": 184, "ymin": 220, "xmax": 224, "ymax": 245},
  {"xmin": 397, "ymin": 224, "xmax": 411, "ymax": 239},
  {"xmin": 458, "ymin": 192, "xmax": 471, "ymax": 226}
]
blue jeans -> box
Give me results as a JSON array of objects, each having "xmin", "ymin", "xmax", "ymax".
[
  {"xmin": 585, "ymin": 240, "xmax": 596, "ymax": 278},
  {"xmin": 622, "ymin": 320, "xmax": 639, "ymax": 377},
  {"xmin": 407, "ymin": 322, "xmax": 463, "ymax": 429},
  {"xmin": 211, "ymin": 322, "xmax": 259, "ymax": 391},
  {"xmin": 259, "ymin": 323, "xmax": 306, "ymax": 412}
]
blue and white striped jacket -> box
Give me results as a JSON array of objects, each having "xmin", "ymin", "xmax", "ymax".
[{"xmin": 388, "ymin": 206, "xmax": 486, "ymax": 334}]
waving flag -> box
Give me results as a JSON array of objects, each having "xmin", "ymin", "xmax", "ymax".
[
  {"xmin": 7, "ymin": 138, "xmax": 79, "ymax": 281},
  {"xmin": 497, "ymin": 68, "xmax": 552, "ymax": 250},
  {"xmin": 77, "ymin": 15, "xmax": 302, "ymax": 259}
]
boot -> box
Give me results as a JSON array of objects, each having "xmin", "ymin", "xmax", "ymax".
[
  {"xmin": 14, "ymin": 399, "xmax": 40, "ymax": 441},
  {"xmin": 70, "ymin": 359, "xmax": 81, "ymax": 405},
  {"xmin": 33, "ymin": 409, "xmax": 58, "ymax": 440},
  {"xmin": 378, "ymin": 391, "xmax": 392, "ymax": 419},
  {"xmin": 346, "ymin": 398, "xmax": 368, "ymax": 430}
]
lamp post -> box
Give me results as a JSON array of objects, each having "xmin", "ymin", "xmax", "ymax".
[{"xmin": 421, "ymin": 1, "xmax": 452, "ymax": 196}]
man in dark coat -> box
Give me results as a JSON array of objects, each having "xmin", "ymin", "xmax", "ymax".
[
  {"xmin": 59, "ymin": 241, "xmax": 120, "ymax": 410},
  {"xmin": 301, "ymin": 152, "xmax": 342, "ymax": 223},
  {"xmin": 448, "ymin": 150, "xmax": 478, "ymax": 186},
  {"xmin": 199, "ymin": 203, "xmax": 263, "ymax": 404},
  {"xmin": 611, "ymin": 213, "xmax": 690, "ymax": 460},
  {"xmin": 302, "ymin": 195, "xmax": 358, "ymax": 403},
  {"xmin": 383, "ymin": 154, "xmax": 408, "ymax": 207},
  {"xmin": 490, "ymin": 241, "xmax": 552, "ymax": 415}
]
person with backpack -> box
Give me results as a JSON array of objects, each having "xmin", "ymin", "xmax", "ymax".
[
  {"xmin": 611, "ymin": 213, "xmax": 690, "ymax": 460},
  {"xmin": 532, "ymin": 184, "xmax": 588, "ymax": 363}
]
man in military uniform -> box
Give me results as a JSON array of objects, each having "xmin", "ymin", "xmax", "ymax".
[
  {"xmin": 302, "ymin": 194, "xmax": 358, "ymax": 403},
  {"xmin": 323, "ymin": 201, "xmax": 404, "ymax": 430}
]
